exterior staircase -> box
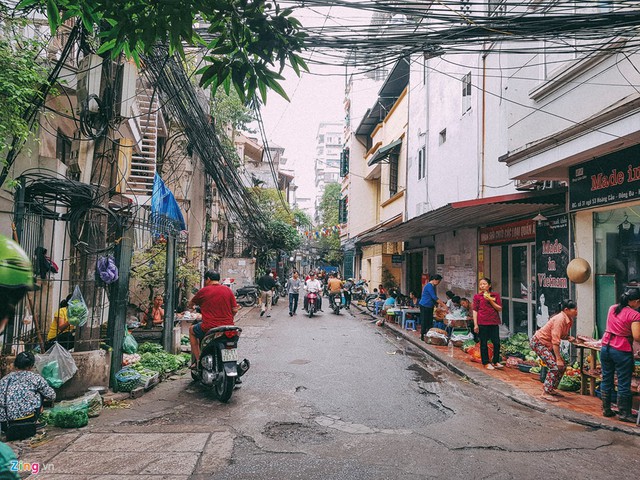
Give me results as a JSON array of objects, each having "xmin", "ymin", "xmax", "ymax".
[{"xmin": 127, "ymin": 80, "xmax": 159, "ymax": 200}]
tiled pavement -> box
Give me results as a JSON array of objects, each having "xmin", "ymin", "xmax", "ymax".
[{"xmin": 353, "ymin": 304, "xmax": 640, "ymax": 436}]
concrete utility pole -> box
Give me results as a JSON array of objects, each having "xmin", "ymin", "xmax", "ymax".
[
  {"xmin": 106, "ymin": 225, "xmax": 134, "ymax": 391},
  {"xmin": 163, "ymin": 235, "xmax": 176, "ymax": 352}
]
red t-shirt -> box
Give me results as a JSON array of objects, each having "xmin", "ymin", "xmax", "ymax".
[
  {"xmin": 191, "ymin": 284, "xmax": 238, "ymax": 331},
  {"xmin": 472, "ymin": 292, "xmax": 502, "ymax": 326}
]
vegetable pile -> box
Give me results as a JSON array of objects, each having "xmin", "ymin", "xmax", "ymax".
[
  {"xmin": 139, "ymin": 351, "xmax": 187, "ymax": 373},
  {"xmin": 500, "ymin": 333, "xmax": 532, "ymax": 358},
  {"xmin": 48, "ymin": 404, "xmax": 89, "ymax": 428},
  {"xmin": 137, "ymin": 342, "xmax": 164, "ymax": 354},
  {"xmin": 115, "ymin": 367, "xmax": 141, "ymax": 392}
]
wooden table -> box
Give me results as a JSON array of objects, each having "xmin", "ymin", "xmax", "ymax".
[{"xmin": 571, "ymin": 342, "xmax": 600, "ymax": 396}]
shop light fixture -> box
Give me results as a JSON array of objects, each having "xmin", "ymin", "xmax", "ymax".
[{"xmin": 532, "ymin": 213, "xmax": 547, "ymax": 222}]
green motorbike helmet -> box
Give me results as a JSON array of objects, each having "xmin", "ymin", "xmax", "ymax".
[{"xmin": 0, "ymin": 235, "xmax": 34, "ymax": 290}]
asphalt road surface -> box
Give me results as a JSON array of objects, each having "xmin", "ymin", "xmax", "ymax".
[{"xmin": 17, "ymin": 300, "xmax": 640, "ymax": 479}]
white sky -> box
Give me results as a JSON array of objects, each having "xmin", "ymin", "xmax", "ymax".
[{"xmin": 257, "ymin": 7, "xmax": 371, "ymax": 208}]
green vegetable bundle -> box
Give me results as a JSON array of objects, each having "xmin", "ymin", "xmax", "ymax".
[
  {"xmin": 138, "ymin": 342, "xmax": 163, "ymax": 354},
  {"xmin": 139, "ymin": 351, "xmax": 185, "ymax": 373},
  {"xmin": 558, "ymin": 375, "xmax": 581, "ymax": 391},
  {"xmin": 48, "ymin": 403, "xmax": 89, "ymax": 428}
]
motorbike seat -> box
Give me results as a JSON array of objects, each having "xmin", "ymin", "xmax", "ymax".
[{"xmin": 205, "ymin": 325, "xmax": 242, "ymax": 336}]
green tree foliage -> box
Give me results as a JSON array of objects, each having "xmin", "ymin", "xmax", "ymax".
[
  {"xmin": 316, "ymin": 183, "xmax": 342, "ymax": 266},
  {"xmin": 14, "ymin": 0, "xmax": 308, "ymax": 103},
  {"xmin": 0, "ymin": 18, "xmax": 49, "ymax": 155},
  {"xmin": 130, "ymin": 241, "xmax": 201, "ymax": 306}
]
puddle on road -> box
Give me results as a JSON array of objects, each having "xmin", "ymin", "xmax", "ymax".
[{"xmin": 406, "ymin": 363, "xmax": 440, "ymax": 383}]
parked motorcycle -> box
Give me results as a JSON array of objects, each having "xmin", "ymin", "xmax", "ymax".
[
  {"xmin": 191, "ymin": 325, "xmax": 250, "ymax": 403},
  {"xmin": 276, "ymin": 280, "xmax": 287, "ymax": 298},
  {"xmin": 352, "ymin": 280, "xmax": 369, "ymax": 301},
  {"xmin": 306, "ymin": 292, "xmax": 319, "ymax": 318},
  {"xmin": 222, "ymin": 278, "xmax": 258, "ymax": 307}
]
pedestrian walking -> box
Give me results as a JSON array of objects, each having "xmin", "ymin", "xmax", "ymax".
[
  {"xmin": 287, "ymin": 271, "xmax": 302, "ymax": 316},
  {"xmin": 419, "ymin": 274, "xmax": 446, "ymax": 341},
  {"xmin": 530, "ymin": 299, "xmax": 577, "ymax": 402},
  {"xmin": 600, "ymin": 288, "xmax": 640, "ymax": 422},
  {"xmin": 473, "ymin": 277, "xmax": 504, "ymax": 370},
  {"xmin": 257, "ymin": 270, "xmax": 276, "ymax": 317}
]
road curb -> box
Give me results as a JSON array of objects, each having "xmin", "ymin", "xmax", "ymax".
[{"xmin": 353, "ymin": 303, "xmax": 640, "ymax": 436}]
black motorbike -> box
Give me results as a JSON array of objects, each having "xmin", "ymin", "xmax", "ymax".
[
  {"xmin": 235, "ymin": 285, "xmax": 259, "ymax": 307},
  {"xmin": 191, "ymin": 325, "xmax": 250, "ymax": 402},
  {"xmin": 329, "ymin": 290, "xmax": 344, "ymax": 315}
]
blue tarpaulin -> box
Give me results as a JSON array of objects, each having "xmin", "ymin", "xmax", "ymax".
[{"xmin": 151, "ymin": 173, "xmax": 186, "ymax": 233}]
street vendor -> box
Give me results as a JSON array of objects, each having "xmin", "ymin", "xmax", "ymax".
[
  {"xmin": 46, "ymin": 294, "xmax": 75, "ymax": 350},
  {"xmin": 529, "ymin": 299, "xmax": 577, "ymax": 402},
  {"xmin": 142, "ymin": 295, "xmax": 165, "ymax": 327},
  {"xmin": 600, "ymin": 289, "xmax": 640, "ymax": 422},
  {"xmin": 0, "ymin": 352, "xmax": 56, "ymax": 433}
]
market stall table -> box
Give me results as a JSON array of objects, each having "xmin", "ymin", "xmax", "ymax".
[
  {"xmin": 400, "ymin": 308, "xmax": 420, "ymax": 329},
  {"xmin": 571, "ymin": 341, "xmax": 600, "ymax": 396}
]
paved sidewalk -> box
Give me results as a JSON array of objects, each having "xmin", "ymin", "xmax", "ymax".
[{"xmin": 353, "ymin": 304, "xmax": 640, "ymax": 436}]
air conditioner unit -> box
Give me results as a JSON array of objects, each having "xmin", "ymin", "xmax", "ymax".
[
  {"xmin": 76, "ymin": 54, "xmax": 103, "ymax": 115},
  {"xmin": 115, "ymin": 61, "xmax": 137, "ymax": 118},
  {"xmin": 515, "ymin": 179, "xmax": 539, "ymax": 191}
]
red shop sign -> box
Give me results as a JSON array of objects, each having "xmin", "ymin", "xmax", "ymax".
[{"xmin": 479, "ymin": 219, "xmax": 536, "ymax": 245}]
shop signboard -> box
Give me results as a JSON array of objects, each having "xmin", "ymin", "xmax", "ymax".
[
  {"xmin": 391, "ymin": 254, "xmax": 403, "ymax": 264},
  {"xmin": 535, "ymin": 214, "xmax": 570, "ymax": 329},
  {"xmin": 569, "ymin": 144, "xmax": 640, "ymax": 210},
  {"xmin": 479, "ymin": 219, "xmax": 536, "ymax": 245}
]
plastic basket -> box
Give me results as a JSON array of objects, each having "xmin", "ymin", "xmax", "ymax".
[{"xmin": 115, "ymin": 368, "xmax": 141, "ymax": 392}]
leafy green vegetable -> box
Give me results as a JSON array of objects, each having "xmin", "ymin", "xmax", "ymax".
[
  {"xmin": 138, "ymin": 342, "xmax": 163, "ymax": 354},
  {"xmin": 67, "ymin": 299, "xmax": 88, "ymax": 326},
  {"xmin": 48, "ymin": 404, "xmax": 89, "ymax": 428}
]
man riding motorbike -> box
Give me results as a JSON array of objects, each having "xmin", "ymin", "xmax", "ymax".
[
  {"xmin": 303, "ymin": 272, "xmax": 323, "ymax": 312},
  {"xmin": 327, "ymin": 272, "xmax": 343, "ymax": 310},
  {"xmin": 188, "ymin": 271, "xmax": 240, "ymax": 369}
]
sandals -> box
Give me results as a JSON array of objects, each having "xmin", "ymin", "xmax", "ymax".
[{"xmin": 540, "ymin": 394, "xmax": 560, "ymax": 402}]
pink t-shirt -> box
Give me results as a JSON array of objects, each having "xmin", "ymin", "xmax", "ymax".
[{"xmin": 602, "ymin": 305, "xmax": 640, "ymax": 352}]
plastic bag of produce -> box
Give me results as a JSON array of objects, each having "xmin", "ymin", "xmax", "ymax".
[
  {"xmin": 48, "ymin": 402, "xmax": 89, "ymax": 428},
  {"xmin": 67, "ymin": 285, "xmax": 89, "ymax": 327},
  {"xmin": 54, "ymin": 392, "xmax": 103, "ymax": 418},
  {"xmin": 115, "ymin": 367, "xmax": 141, "ymax": 392},
  {"xmin": 36, "ymin": 342, "xmax": 78, "ymax": 387},
  {"xmin": 466, "ymin": 343, "xmax": 494, "ymax": 363},
  {"xmin": 122, "ymin": 326, "xmax": 138, "ymax": 354}
]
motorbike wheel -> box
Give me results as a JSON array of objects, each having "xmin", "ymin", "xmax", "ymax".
[
  {"xmin": 215, "ymin": 373, "xmax": 235, "ymax": 403},
  {"xmin": 279, "ymin": 289, "xmax": 287, "ymax": 298},
  {"xmin": 191, "ymin": 370, "xmax": 199, "ymax": 381},
  {"xmin": 241, "ymin": 293, "xmax": 257, "ymax": 307},
  {"xmin": 308, "ymin": 307, "xmax": 314, "ymax": 318}
]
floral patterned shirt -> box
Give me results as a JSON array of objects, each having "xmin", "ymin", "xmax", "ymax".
[{"xmin": 0, "ymin": 371, "xmax": 56, "ymax": 421}]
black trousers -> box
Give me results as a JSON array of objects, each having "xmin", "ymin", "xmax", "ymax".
[
  {"xmin": 478, "ymin": 324, "xmax": 501, "ymax": 365},
  {"xmin": 420, "ymin": 306, "xmax": 434, "ymax": 339}
]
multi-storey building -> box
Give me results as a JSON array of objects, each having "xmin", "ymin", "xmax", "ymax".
[{"xmin": 313, "ymin": 122, "xmax": 343, "ymax": 222}]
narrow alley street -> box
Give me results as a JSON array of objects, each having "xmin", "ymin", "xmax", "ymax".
[{"xmin": 15, "ymin": 301, "xmax": 640, "ymax": 479}]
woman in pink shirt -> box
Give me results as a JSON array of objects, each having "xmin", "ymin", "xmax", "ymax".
[
  {"xmin": 530, "ymin": 299, "xmax": 577, "ymax": 402},
  {"xmin": 601, "ymin": 288, "xmax": 640, "ymax": 422},
  {"xmin": 473, "ymin": 278, "xmax": 503, "ymax": 370}
]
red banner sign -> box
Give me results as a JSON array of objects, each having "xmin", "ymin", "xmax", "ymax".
[{"xmin": 479, "ymin": 219, "xmax": 536, "ymax": 245}]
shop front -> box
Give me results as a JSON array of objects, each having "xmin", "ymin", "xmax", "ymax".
[{"xmin": 570, "ymin": 144, "xmax": 640, "ymax": 338}]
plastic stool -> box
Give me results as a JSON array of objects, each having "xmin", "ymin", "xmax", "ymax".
[{"xmin": 405, "ymin": 318, "xmax": 416, "ymax": 330}]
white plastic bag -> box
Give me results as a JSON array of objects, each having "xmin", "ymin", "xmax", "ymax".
[
  {"xmin": 36, "ymin": 342, "xmax": 78, "ymax": 386},
  {"xmin": 68, "ymin": 285, "xmax": 89, "ymax": 327}
]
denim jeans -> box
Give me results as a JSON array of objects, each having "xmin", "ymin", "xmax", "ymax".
[
  {"xmin": 289, "ymin": 293, "xmax": 299, "ymax": 314},
  {"xmin": 600, "ymin": 344, "xmax": 635, "ymax": 397}
]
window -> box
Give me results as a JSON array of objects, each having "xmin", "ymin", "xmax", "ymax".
[
  {"xmin": 462, "ymin": 72, "xmax": 472, "ymax": 112},
  {"xmin": 340, "ymin": 148, "xmax": 349, "ymax": 177},
  {"xmin": 417, "ymin": 146, "xmax": 426, "ymax": 180},
  {"xmin": 389, "ymin": 154, "xmax": 399, "ymax": 196},
  {"xmin": 339, "ymin": 196, "xmax": 348, "ymax": 224},
  {"xmin": 439, "ymin": 129, "xmax": 447, "ymax": 145},
  {"xmin": 56, "ymin": 129, "xmax": 71, "ymax": 164}
]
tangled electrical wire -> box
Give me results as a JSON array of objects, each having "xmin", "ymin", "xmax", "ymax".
[
  {"xmin": 141, "ymin": 47, "xmax": 273, "ymax": 246},
  {"xmin": 17, "ymin": 169, "xmax": 130, "ymax": 254}
]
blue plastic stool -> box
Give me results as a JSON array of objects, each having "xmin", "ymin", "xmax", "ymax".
[{"xmin": 405, "ymin": 318, "xmax": 416, "ymax": 330}]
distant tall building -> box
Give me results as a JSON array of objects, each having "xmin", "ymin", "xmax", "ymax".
[{"xmin": 314, "ymin": 122, "xmax": 343, "ymax": 222}]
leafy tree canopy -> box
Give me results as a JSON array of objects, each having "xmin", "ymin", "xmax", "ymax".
[
  {"xmin": 0, "ymin": 17, "xmax": 49, "ymax": 155},
  {"xmin": 316, "ymin": 182, "xmax": 342, "ymax": 265},
  {"xmin": 14, "ymin": 0, "xmax": 308, "ymax": 103}
]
